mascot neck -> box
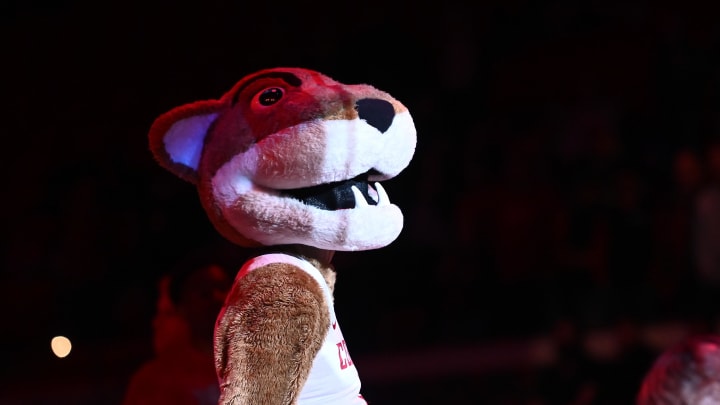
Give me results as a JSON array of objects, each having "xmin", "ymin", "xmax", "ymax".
[
  {"xmin": 282, "ymin": 244, "xmax": 334, "ymax": 266},
  {"xmin": 282, "ymin": 244, "xmax": 336, "ymax": 294}
]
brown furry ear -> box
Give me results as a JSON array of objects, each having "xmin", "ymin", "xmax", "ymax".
[{"xmin": 148, "ymin": 99, "xmax": 228, "ymax": 184}]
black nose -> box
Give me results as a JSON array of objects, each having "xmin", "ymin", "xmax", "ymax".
[{"xmin": 355, "ymin": 98, "xmax": 395, "ymax": 133}]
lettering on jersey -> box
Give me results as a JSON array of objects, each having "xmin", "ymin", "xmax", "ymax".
[{"xmin": 336, "ymin": 339, "xmax": 353, "ymax": 369}]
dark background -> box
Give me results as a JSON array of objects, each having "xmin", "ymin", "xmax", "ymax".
[{"xmin": 3, "ymin": 1, "xmax": 720, "ymax": 404}]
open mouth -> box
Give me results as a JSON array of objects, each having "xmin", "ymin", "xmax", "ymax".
[{"xmin": 282, "ymin": 172, "xmax": 388, "ymax": 210}]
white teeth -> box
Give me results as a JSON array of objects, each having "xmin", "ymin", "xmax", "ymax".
[
  {"xmin": 351, "ymin": 185, "xmax": 369, "ymax": 208},
  {"xmin": 374, "ymin": 182, "xmax": 390, "ymax": 206},
  {"xmin": 350, "ymin": 183, "xmax": 390, "ymax": 208}
]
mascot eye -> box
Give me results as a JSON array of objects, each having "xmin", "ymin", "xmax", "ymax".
[{"xmin": 257, "ymin": 87, "xmax": 284, "ymax": 106}]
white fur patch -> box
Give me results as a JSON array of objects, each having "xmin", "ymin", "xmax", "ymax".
[
  {"xmin": 224, "ymin": 187, "xmax": 405, "ymax": 250},
  {"xmin": 229, "ymin": 114, "xmax": 417, "ymax": 189},
  {"xmin": 373, "ymin": 111, "xmax": 417, "ymax": 176}
]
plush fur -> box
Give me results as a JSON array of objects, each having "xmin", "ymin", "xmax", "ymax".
[
  {"xmin": 214, "ymin": 262, "xmax": 330, "ymax": 404},
  {"xmin": 149, "ymin": 67, "xmax": 416, "ymax": 404}
]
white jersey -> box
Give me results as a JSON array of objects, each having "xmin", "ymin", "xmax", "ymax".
[{"xmin": 236, "ymin": 253, "xmax": 367, "ymax": 405}]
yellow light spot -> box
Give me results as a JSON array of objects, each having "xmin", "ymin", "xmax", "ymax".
[{"xmin": 51, "ymin": 336, "xmax": 72, "ymax": 358}]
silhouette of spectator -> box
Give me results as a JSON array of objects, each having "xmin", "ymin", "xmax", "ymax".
[
  {"xmin": 636, "ymin": 334, "xmax": 720, "ymax": 405},
  {"xmin": 122, "ymin": 250, "xmax": 233, "ymax": 405}
]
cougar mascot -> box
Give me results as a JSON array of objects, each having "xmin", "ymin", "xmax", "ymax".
[{"xmin": 148, "ymin": 67, "xmax": 417, "ymax": 404}]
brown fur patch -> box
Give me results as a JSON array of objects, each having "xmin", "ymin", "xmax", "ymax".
[{"xmin": 214, "ymin": 263, "xmax": 330, "ymax": 404}]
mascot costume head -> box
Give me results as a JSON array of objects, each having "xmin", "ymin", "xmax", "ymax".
[{"xmin": 149, "ymin": 67, "xmax": 416, "ymax": 404}]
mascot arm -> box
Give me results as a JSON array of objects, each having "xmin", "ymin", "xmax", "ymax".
[{"xmin": 214, "ymin": 262, "xmax": 330, "ymax": 405}]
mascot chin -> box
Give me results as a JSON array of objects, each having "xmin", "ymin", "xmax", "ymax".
[{"xmin": 148, "ymin": 67, "xmax": 417, "ymax": 404}]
